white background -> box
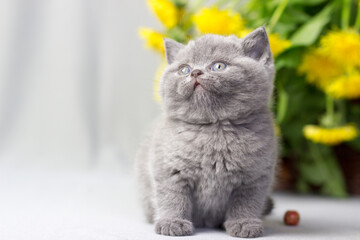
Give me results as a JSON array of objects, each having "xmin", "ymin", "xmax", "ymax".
[{"xmin": 0, "ymin": 0, "xmax": 161, "ymax": 169}]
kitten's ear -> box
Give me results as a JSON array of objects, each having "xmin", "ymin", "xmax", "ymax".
[
  {"xmin": 164, "ymin": 38, "xmax": 185, "ymax": 64},
  {"xmin": 242, "ymin": 27, "xmax": 272, "ymax": 64}
]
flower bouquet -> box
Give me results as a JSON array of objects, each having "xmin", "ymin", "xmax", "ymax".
[{"xmin": 139, "ymin": 0, "xmax": 360, "ymax": 197}]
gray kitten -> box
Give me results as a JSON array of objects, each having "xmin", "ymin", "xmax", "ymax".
[{"xmin": 135, "ymin": 27, "xmax": 277, "ymax": 238}]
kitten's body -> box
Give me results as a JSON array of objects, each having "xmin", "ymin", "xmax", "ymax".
[{"xmin": 136, "ymin": 27, "xmax": 277, "ymax": 238}]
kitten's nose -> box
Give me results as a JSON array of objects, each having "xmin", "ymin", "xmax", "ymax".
[{"xmin": 191, "ymin": 69, "xmax": 203, "ymax": 78}]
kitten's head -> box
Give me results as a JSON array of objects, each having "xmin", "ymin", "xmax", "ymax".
[{"xmin": 160, "ymin": 27, "xmax": 274, "ymax": 123}]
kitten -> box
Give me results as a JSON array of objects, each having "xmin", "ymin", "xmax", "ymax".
[{"xmin": 135, "ymin": 27, "xmax": 277, "ymax": 238}]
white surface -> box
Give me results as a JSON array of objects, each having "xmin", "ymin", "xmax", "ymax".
[{"xmin": 1, "ymin": 164, "xmax": 359, "ymax": 240}]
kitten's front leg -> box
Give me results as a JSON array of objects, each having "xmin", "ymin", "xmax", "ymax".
[
  {"xmin": 154, "ymin": 178, "xmax": 194, "ymax": 236},
  {"xmin": 224, "ymin": 175, "xmax": 271, "ymax": 238}
]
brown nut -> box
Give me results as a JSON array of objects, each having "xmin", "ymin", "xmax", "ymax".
[{"xmin": 284, "ymin": 210, "xmax": 300, "ymax": 226}]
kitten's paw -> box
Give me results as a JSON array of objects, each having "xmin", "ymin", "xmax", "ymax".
[
  {"xmin": 155, "ymin": 218, "xmax": 194, "ymax": 236},
  {"xmin": 224, "ymin": 218, "xmax": 263, "ymax": 238}
]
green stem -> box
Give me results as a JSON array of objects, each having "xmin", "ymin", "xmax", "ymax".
[
  {"xmin": 309, "ymin": 143, "xmax": 347, "ymax": 197},
  {"xmin": 341, "ymin": 0, "xmax": 351, "ymax": 30},
  {"xmin": 308, "ymin": 143, "xmax": 328, "ymax": 184},
  {"xmin": 276, "ymin": 84, "xmax": 288, "ymax": 124},
  {"xmin": 268, "ymin": 0, "xmax": 289, "ymax": 33},
  {"xmin": 355, "ymin": 0, "xmax": 360, "ymax": 31},
  {"xmin": 322, "ymin": 95, "xmax": 337, "ymax": 128},
  {"xmin": 326, "ymin": 94, "xmax": 335, "ymax": 122},
  {"xmin": 337, "ymin": 100, "xmax": 347, "ymax": 125}
]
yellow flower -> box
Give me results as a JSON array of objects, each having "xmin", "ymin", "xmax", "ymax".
[
  {"xmin": 326, "ymin": 70, "xmax": 360, "ymax": 99},
  {"xmin": 147, "ymin": 0, "xmax": 179, "ymax": 28},
  {"xmin": 268, "ymin": 33, "xmax": 291, "ymax": 57},
  {"xmin": 303, "ymin": 124, "xmax": 358, "ymax": 145},
  {"xmin": 193, "ymin": 7, "xmax": 244, "ymax": 35},
  {"xmin": 153, "ymin": 61, "xmax": 167, "ymax": 102},
  {"xmin": 139, "ymin": 28, "xmax": 165, "ymax": 55},
  {"xmin": 298, "ymin": 50, "xmax": 344, "ymax": 89},
  {"xmin": 299, "ymin": 30, "xmax": 360, "ymax": 99},
  {"xmin": 319, "ymin": 29, "xmax": 360, "ymax": 68}
]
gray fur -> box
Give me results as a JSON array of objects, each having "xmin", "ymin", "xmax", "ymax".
[{"xmin": 135, "ymin": 27, "xmax": 277, "ymax": 238}]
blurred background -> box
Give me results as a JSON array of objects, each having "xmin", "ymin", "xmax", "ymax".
[
  {"xmin": 0, "ymin": 0, "xmax": 161, "ymax": 170},
  {"xmin": 0, "ymin": 1, "xmax": 164, "ymax": 238},
  {"xmin": 1, "ymin": 0, "xmax": 360, "ymax": 239}
]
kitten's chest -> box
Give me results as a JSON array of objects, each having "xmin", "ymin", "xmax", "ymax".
[
  {"xmin": 191, "ymin": 164, "xmax": 238, "ymax": 227},
  {"xmin": 173, "ymin": 122, "xmax": 253, "ymax": 171}
]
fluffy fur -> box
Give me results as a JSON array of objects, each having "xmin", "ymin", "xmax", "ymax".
[{"xmin": 135, "ymin": 27, "xmax": 278, "ymax": 238}]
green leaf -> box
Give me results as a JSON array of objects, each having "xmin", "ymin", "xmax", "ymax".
[
  {"xmin": 281, "ymin": 7, "xmax": 311, "ymax": 24},
  {"xmin": 276, "ymin": 85, "xmax": 289, "ymax": 123},
  {"xmin": 291, "ymin": 0, "xmax": 328, "ymax": 6},
  {"xmin": 172, "ymin": 0, "xmax": 187, "ymax": 8},
  {"xmin": 272, "ymin": 22, "xmax": 297, "ymax": 36},
  {"xmin": 275, "ymin": 47, "xmax": 304, "ymax": 70},
  {"xmin": 308, "ymin": 143, "xmax": 348, "ymax": 197},
  {"xmin": 299, "ymin": 160, "xmax": 324, "ymax": 185},
  {"xmin": 296, "ymin": 177, "xmax": 310, "ymax": 193},
  {"xmin": 347, "ymin": 138, "xmax": 360, "ymax": 151},
  {"xmin": 166, "ymin": 27, "xmax": 187, "ymax": 43},
  {"xmin": 290, "ymin": 4, "xmax": 333, "ymax": 46}
]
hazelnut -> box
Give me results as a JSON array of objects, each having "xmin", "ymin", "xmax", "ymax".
[{"xmin": 284, "ymin": 210, "xmax": 300, "ymax": 226}]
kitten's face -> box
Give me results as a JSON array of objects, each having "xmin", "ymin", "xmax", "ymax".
[{"xmin": 160, "ymin": 27, "xmax": 274, "ymax": 123}]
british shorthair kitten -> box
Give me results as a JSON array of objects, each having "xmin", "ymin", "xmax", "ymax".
[{"xmin": 136, "ymin": 27, "xmax": 277, "ymax": 238}]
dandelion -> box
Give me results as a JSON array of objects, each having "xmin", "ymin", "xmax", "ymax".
[
  {"xmin": 298, "ymin": 50, "xmax": 344, "ymax": 89},
  {"xmin": 326, "ymin": 70, "xmax": 360, "ymax": 99},
  {"xmin": 153, "ymin": 61, "xmax": 167, "ymax": 102},
  {"xmin": 268, "ymin": 33, "xmax": 291, "ymax": 57},
  {"xmin": 303, "ymin": 124, "xmax": 358, "ymax": 145},
  {"xmin": 147, "ymin": 0, "xmax": 179, "ymax": 28},
  {"xmin": 319, "ymin": 29, "xmax": 360, "ymax": 68},
  {"xmin": 193, "ymin": 7, "xmax": 244, "ymax": 35},
  {"xmin": 139, "ymin": 28, "xmax": 165, "ymax": 55}
]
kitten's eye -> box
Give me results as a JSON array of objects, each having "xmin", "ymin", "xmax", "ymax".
[
  {"xmin": 178, "ymin": 65, "xmax": 191, "ymax": 75},
  {"xmin": 211, "ymin": 62, "xmax": 227, "ymax": 71}
]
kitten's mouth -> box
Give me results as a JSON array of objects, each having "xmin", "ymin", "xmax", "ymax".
[
  {"xmin": 194, "ymin": 80, "xmax": 200, "ymax": 89},
  {"xmin": 193, "ymin": 77, "xmax": 206, "ymax": 90}
]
